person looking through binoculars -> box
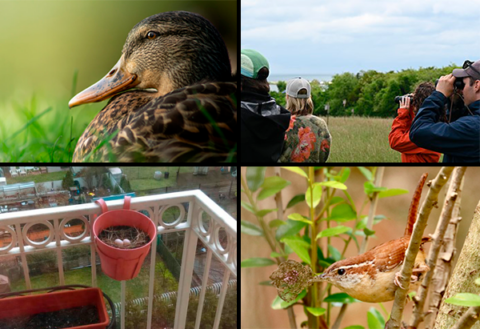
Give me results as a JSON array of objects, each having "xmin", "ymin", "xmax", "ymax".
[
  {"xmin": 389, "ymin": 82, "xmax": 441, "ymax": 162},
  {"xmin": 409, "ymin": 60, "xmax": 480, "ymax": 163}
]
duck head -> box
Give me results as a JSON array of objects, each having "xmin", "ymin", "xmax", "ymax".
[{"xmin": 69, "ymin": 11, "xmax": 231, "ymax": 108}]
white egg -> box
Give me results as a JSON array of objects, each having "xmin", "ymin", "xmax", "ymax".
[
  {"xmin": 114, "ymin": 239, "xmax": 124, "ymax": 247},
  {"xmin": 123, "ymin": 239, "xmax": 131, "ymax": 247}
]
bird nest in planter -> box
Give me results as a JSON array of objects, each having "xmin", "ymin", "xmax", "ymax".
[{"xmin": 98, "ymin": 225, "xmax": 150, "ymax": 249}]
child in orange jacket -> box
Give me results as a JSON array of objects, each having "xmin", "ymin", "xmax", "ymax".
[{"xmin": 389, "ymin": 82, "xmax": 441, "ymax": 163}]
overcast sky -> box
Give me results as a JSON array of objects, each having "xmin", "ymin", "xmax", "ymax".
[{"xmin": 242, "ymin": 0, "xmax": 480, "ymax": 76}]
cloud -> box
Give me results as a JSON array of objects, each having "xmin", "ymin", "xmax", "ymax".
[{"xmin": 241, "ymin": 0, "xmax": 480, "ymax": 74}]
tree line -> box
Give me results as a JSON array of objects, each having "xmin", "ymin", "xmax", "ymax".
[{"xmin": 270, "ymin": 64, "xmax": 457, "ymax": 117}]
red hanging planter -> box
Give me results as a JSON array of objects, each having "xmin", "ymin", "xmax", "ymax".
[
  {"xmin": 0, "ymin": 285, "xmax": 115, "ymax": 329},
  {"xmin": 93, "ymin": 196, "xmax": 157, "ymax": 281}
]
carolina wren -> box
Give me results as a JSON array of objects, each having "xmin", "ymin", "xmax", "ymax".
[
  {"xmin": 316, "ymin": 173, "xmax": 430, "ymax": 303},
  {"xmin": 270, "ymin": 173, "xmax": 431, "ymax": 303}
]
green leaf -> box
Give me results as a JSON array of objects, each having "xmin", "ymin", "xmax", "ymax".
[
  {"xmin": 256, "ymin": 208, "xmax": 278, "ymax": 217},
  {"xmin": 368, "ymin": 307, "xmax": 385, "ymax": 327},
  {"xmin": 269, "ymin": 219, "xmax": 286, "ymax": 228},
  {"xmin": 367, "ymin": 310, "xmax": 383, "ymax": 329},
  {"xmin": 364, "ymin": 181, "xmax": 387, "ymax": 195},
  {"xmin": 339, "ymin": 167, "xmax": 351, "ymax": 183},
  {"xmin": 276, "ymin": 219, "xmax": 307, "ymax": 241},
  {"xmin": 316, "ymin": 226, "xmax": 351, "ymax": 239},
  {"xmin": 328, "ymin": 245, "xmax": 342, "ymax": 262},
  {"xmin": 329, "ymin": 196, "xmax": 345, "ymax": 206},
  {"xmin": 306, "ymin": 184, "xmax": 323, "ymax": 209},
  {"xmin": 271, "ymin": 289, "xmax": 307, "ymax": 309},
  {"xmin": 358, "ymin": 167, "xmax": 373, "ymax": 181},
  {"xmin": 445, "ymin": 293, "xmax": 480, "ymax": 307},
  {"xmin": 241, "ymin": 220, "xmax": 263, "ymax": 236},
  {"xmin": 408, "ymin": 291, "xmax": 417, "ymax": 299},
  {"xmin": 323, "ymin": 292, "xmax": 357, "ymax": 304},
  {"xmin": 344, "ymin": 326, "xmax": 365, "ymax": 329},
  {"xmin": 318, "ymin": 181, "xmax": 347, "ymax": 190},
  {"xmin": 241, "ymin": 201, "xmax": 255, "ymax": 213},
  {"xmin": 288, "ymin": 213, "xmax": 313, "ymax": 225},
  {"xmin": 363, "ymin": 228, "xmax": 376, "ymax": 236},
  {"xmin": 241, "ymin": 258, "xmax": 276, "ymax": 268},
  {"xmin": 305, "ymin": 306, "xmax": 326, "ymax": 316},
  {"xmin": 475, "ymin": 278, "xmax": 480, "ymax": 286},
  {"xmin": 259, "ymin": 280, "xmax": 272, "ymax": 286},
  {"xmin": 281, "ymin": 237, "xmax": 311, "ymax": 264},
  {"xmin": 258, "ymin": 176, "xmax": 291, "ymax": 200},
  {"xmin": 281, "ymin": 167, "xmax": 308, "ymax": 179},
  {"xmin": 246, "ymin": 167, "xmax": 266, "ymax": 192},
  {"xmin": 328, "ymin": 203, "xmax": 357, "ymax": 222},
  {"xmin": 378, "ymin": 188, "xmax": 409, "ymax": 198},
  {"xmin": 286, "ymin": 194, "xmax": 306, "ymax": 209},
  {"xmin": 270, "ymin": 252, "xmax": 285, "ymax": 258}
]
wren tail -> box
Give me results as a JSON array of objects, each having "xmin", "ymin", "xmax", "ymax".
[{"xmin": 404, "ymin": 173, "xmax": 428, "ymax": 236}]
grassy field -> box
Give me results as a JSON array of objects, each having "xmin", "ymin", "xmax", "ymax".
[
  {"xmin": 323, "ymin": 116, "xmax": 401, "ymax": 163},
  {"xmin": 120, "ymin": 167, "xmax": 194, "ymax": 191},
  {"xmin": 7, "ymin": 171, "xmax": 67, "ymax": 184},
  {"xmin": 0, "ymin": 90, "xmax": 104, "ymax": 162}
]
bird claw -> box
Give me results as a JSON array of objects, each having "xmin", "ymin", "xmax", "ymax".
[{"xmin": 394, "ymin": 271, "xmax": 406, "ymax": 289}]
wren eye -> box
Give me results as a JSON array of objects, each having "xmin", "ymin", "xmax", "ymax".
[
  {"xmin": 146, "ymin": 31, "xmax": 158, "ymax": 40},
  {"xmin": 337, "ymin": 269, "xmax": 345, "ymax": 275}
]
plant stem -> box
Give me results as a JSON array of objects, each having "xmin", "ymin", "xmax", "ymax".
[{"xmin": 308, "ymin": 167, "xmax": 319, "ymax": 329}]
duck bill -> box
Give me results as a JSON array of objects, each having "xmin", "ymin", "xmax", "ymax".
[{"xmin": 69, "ymin": 55, "xmax": 138, "ymax": 108}]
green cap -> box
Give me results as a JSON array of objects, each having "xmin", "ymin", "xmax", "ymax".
[{"xmin": 241, "ymin": 49, "xmax": 269, "ymax": 79}]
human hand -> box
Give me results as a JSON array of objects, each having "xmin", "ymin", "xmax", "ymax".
[
  {"xmin": 436, "ymin": 74, "xmax": 456, "ymax": 98},
  {"xmin": 399, "ymin": 95, "xmax": 411, "ymax": 109}
]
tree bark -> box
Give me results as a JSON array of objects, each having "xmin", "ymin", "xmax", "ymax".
[
  {"xmin": 435, "ymin": 200, "xmax": 480, "ymax": 329},
  {"xmin": 424, "ymin": 176, "xmax": 464, "ymax": 329},
  {"xmin": 410, "ymin": 167, "xmax": 466, "ymax": 328}
]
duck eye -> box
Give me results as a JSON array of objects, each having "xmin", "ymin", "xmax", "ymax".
[
  {"xmin": 147, "ymin": 31, "xmax": 157, "ymax": 40},
  {"xmin": 337, "ymin": 269, "xmax": 345, "ymax": 275}
]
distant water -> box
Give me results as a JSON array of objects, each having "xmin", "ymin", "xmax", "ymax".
[{"xmin": 268, "ymin": 74, "xmax": 333, "ymax": 92}]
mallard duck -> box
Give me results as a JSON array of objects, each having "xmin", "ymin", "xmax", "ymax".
[{"xmin": 69, "ymin": 11, "xmax": 237, "ymax": 162}]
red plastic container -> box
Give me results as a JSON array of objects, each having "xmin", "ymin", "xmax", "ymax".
[
  {"xmin": 0, "ymin": 287, "xmax": 110, "ymax": 329},
  {"xmin": 93, "ymin": 196, "xmax": 157, "ymax": 281}
]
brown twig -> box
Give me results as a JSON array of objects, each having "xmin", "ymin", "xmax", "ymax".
[
  {"xmin": 434, "ymin": 201, "xmax": 480, "ymax": 329},
  {"xmin": 386, "ymin": 167, "xmax": 454, "ymax": 329},
  {"xmin": 424, "ymin": 175, "xmax": 463, "ymax": 329},
  {"xmin": 410, "ymin": 167, "xmax": 466, "ymax": 328},
  {"xmin": 450, "ymin": 305, "xmax": 480, "ymax": 329}
]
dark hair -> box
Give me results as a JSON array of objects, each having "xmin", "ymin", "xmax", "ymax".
[
  {"xmin": 241, "ymin": 67, "xmax": 270, "ymax": 94},
  {"xmin": 412, "ymin": 82, "xmax": 435, "ymax": 114},
  {"xmin": 468, "ymin": 77, "xmax": 477, "ymax": 86}
]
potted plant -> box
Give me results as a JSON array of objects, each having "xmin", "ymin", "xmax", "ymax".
[
  {"xmin": 0, "ymin": 285, "xmax": 115, "ymax": 329},
  {"xmin": 93, "ymin": 196, "xmax": 157, "ymax": 281}
]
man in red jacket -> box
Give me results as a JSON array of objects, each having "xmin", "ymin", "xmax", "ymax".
[{"xmin": 389, "ymin": 82, "xmax": 441, "ymax": 163}]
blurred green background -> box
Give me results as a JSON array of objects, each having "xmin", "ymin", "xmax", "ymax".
[{"xmin": 0, "ymin": 0, "xmax": 237, "ymax": 161}]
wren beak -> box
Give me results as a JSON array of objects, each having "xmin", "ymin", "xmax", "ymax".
[{"xmin": 69, "ymin": 55, "xmax": 138, "ymax": 108}]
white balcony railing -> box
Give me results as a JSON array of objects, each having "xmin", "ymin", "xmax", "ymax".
[{"xmin": 0, "ymin": 190, "xmax": 237, "ymax": 329}]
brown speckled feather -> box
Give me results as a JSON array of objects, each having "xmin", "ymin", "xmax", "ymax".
[{"xmin": 73, "ymin": 81, "xmax": 237, "ymax": 162}]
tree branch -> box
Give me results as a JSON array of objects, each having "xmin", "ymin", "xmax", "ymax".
[
  {"xmin": 435, "ymin": 201, "xmax": 480, "ymax": 329},
  {"xmin": 425, "ymin": 175, "xmax": 463, "ymax": 329},
  {"xmin": 410, "ymin": 167, "xmax": 466, "ymax": 328},
  {"xmin": 451, "ymin": 305, "xmax": 480, "ymax": 329},
  {"xmin": 386, "ymin": 167, "xmax": 454, "ymax": 329}
]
